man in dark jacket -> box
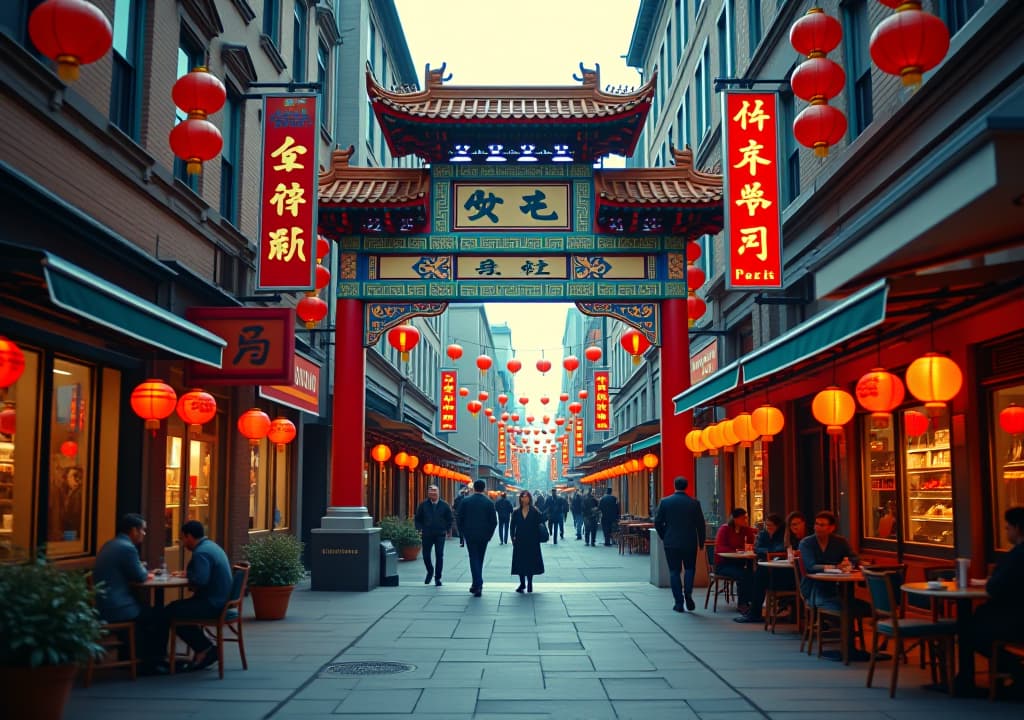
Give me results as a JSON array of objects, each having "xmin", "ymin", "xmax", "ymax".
[
  {"xmin": 654, "ymin": 476, "xmax": 706, "ymax": 612},
  {"xmin": 414, "ymin": 484, "xmax": 453, "ymax": 586},
  {"xmin": 546, "ymin": 489, "xmax": 564, "ymax": 544},
  {"xmin": 598, "ymin": 489, "xmax": 620, "ymax": 546},
  {"xmin": 452, "ymin": 488, "xmax": 468, "ymax": 547},
  {"xmin": 582, "ymin": 490, "xmax": 600, "ymax": 546},
  {"xmin": 570, "ymin": 490, "xmax": 584, "ymax": 540},
  {"xmin": 456, "ymin": 480, "xmax": 498, "ymax": 596},
  {"xmin": 494, "ymin": 492, "xmax": 514, "ymax": 544}
]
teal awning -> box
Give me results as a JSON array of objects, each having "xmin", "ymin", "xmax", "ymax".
[
  {"xmin": 672, "ymin": 361, "xmax": 741, "ymax": 414},
  {"xmin": 631, "ymin": 434, "xmax": 661, "ymax": 452},
  {"xmin": 742, "ymin": 280, "xmax": 888, "ymax": 383},
  {"xmin": 609, "ymin": 446, "xmax": 628, "ymax": 459},
  {"xmin": 43, "ymin": 254, "xmax": 226, "ymax": 367}
]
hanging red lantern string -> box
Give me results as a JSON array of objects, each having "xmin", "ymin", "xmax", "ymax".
[
  {"xmin": 536, "ymin": 358, "xmax": 552, "ymax": 374},
  {"xmin": 467, "ymin": 400, "xmax": 483, "ymax": 417},
  {"xmin": 316, "ymin": 235, "xmax": 331, "ymax": 264},
  {"xmin": 506, "ymin": 358, "xmax": 522, "ymax": 374},
  {"xmin": 130, "ymin": 379, "xmax": 177, "ymax": 432},
  {"xmin": 790, "ymin": 7, "xmax": 847, "ymax": 158},
  {"xmin": 620, "ymin": 329, "xmax": 652, "ymax": 365},
  {"xmin": 870, "ymin": 0, "xmax": 949, "ymax": 88},
  {"xmin": 0, "ymin": 405, "xmax": 16, "ymax": 436},
  {"xmin": 28, "ymin": 0, "xmax": 113, "ymax": 83},
  {"xmin": 315, "ymin": 264, "xmax": 331, "ymax": 291},
  {"xmin": 169, "ymin": 66, "xmax": 226, "ymax": 175},
  {"xmin": 176, "ymin": 388, "xmax": 217, "ymax": 436},
  {"xmin": 386, "ymin": 324, "xmax": 420, "ymax": 362},
  {"xmin": 563, "ymin": 356, "xmax": 579, "ymax": 374},
  {"xmin": 296, "ymin": 294, "xmax": 328, "ymax": 329},
  {"xmin": 267, "ymin": 417, "xmax": 296, "ymax": 452},
  {"xmin": 584, "ymin": 346, "xmax": 602, "ymax": 363},
  {"xmin": 793, "ymin": 104, "xmax": 847, "ymax": 158},
  {"xmin": 686, "ymin": 264, "xmax": 707, "ymax": 327},
  {"xmin": 476, "ymin": 354, "xmax": 493, "ymax": 373},
  {"xmin": 446, "ymin": 344, "xmax": 463, "ymax": 361}
]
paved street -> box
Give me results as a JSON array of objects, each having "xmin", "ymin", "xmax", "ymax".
[{"xmin": 67, "ymin": 534, "xmax": 1010, "ymax": 719}]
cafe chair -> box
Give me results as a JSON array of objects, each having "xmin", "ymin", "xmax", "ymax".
[
  {"xmin": 862, "ymin": 567, "xmax": 955, "ymax": 697},
  {"xmin": 704, "ymin": 546, "xmax": 735, "ymax": 612},
  {"xmin": 990, "ymin": 640, "xmax": 1024, "ymax": 701},
  {"xmin": 169, "ymin": 562, "xmax": 249, "ymax": 680},
  {"xmin": 791, "ymin": 559, "xmax": 817, "ymax": 654},
  {"xmin": 763, "ymin": 552, "xmax": 797, "ymax": 634},
  {"xmin": 814, "ymin": 587, "xmax": 869, "ymax": 663},
  {"xmin": 83, "ymin": 573, "xmax": 138, "ymax": 686}
]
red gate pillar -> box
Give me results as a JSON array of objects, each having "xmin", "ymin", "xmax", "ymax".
[
  {"xmin": 659, "ymin": 298, "xmax": 694, "ymax": 496},
  {"xmin": 330, "ymin": 297, "xmax": 365, "ymax": 507}
]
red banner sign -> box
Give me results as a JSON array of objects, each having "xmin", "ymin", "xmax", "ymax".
[
  {"xmin": 690, "ymin": 340, "xmax": 720, "ymax": 385},
  {"xmin": 257, "ymin": 94, "xmax": 318, "ymax": 291},
  {"xmin": 561, "ymin": 435, "xmax": 569, "ymax": 473},
  {"xmin": 574, "ymin": 415, "xmax": 584, "ymax": 457},
  {"xmin": 259, "ymin": 353, "xmax": 321, "ymax": 415},
  {"xmin": 594, "ymin": 371, "xmax": 610, "ymax": 431},
  {"xmin": 439, "ymin": 370, "xmax": 457, "ymax": 432},
  {"xmin": 497, "ymin": 422, "xmax": 506, "ymax": 464},
  {"xmin": 185, "ymin": 308, "xmax": 294, "ymax": 385},
  {"xmin": 723, "ymin": 91, "xmax": 783, "ymax": 289}
]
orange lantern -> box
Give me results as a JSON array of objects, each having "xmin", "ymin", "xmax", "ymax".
[
  {"xmin": 905, "ymin": 352, "xmax": 962, "ymax": 412},
  {"xmin": 584, "ymin": 346, "xmax": 602, "ymax": 362},
  {"xmin": 405, "ymin": 455, "xmax": 418, "ymax": 472},
  {"xmin": 642, "ymin": 453, "xmax": 659, "ymax": 470},
  {"xmin": 386, "ymin": 324, "xmax": 420, "ymax": 362},
  {"xmin": 707, "ymin": 422, "xmax": 727, "ymax": 450},
  {"xmin": 904, "ymin": 410, "xmax": 929, "ymax": 437},
  {"xmin": 476, "ymin": 354, "xmax": 493, "ymax": 373},
  {"xmin": 370, "ymin": 443, "xmax": 392, "ymax": 467},
  {"xmin": 627, "ymin": 458, "xmax": 641, "ymax": 473},
  {"xmin": 267, "ymin": 417, "xmax": 296, "ymax": 451},
  {"xmin": 130, "ymin": 379, "xmax": 177, "ymax": 431},
  {"xmin": 855, "ymin": 368, "xmax": 905, "ymax": 424},
  {"xmin": 28, "ymin": 0, "xmax": 113, "ymax": 83},
  {"xmin": 237, "ymin": 408, "xmax": 271, "ymax": 446},
  {"xmin": 812, "ymin": 387, "xmax": 856, "ymax": 435},
  {"xmin": 701, "ymin": 424, "xmax": 721, "ymax": 456},
  {"xmin": 620, "ymin": 329, "xmax": 651, "ymax": 365},
  {"xmin": 394, "ymin": 451, "xmax": 409, "ymax": 468},
  {"xmin": 999, "ymin": 404, "xmax": 1024, "ymax": 435},
  {"xmin": 719, "ymin": 418, "xmax": 739, "ymax": 451},
  {"xmin": 0, "ymin": 337, "xmax": 26, "ymax": 388},
  {"xmin": 751, "ymin": 404, "xmax": 785, "ymax": 442},
  {"xmin": 685, "ymin": 429, "xmax": 706, "ymax": 456},
  {"xmin": 732, "ymin": 412, "xmax": 759, "ymax": 447},
  {"xmin": 422, "ymin": 463, "xmax": 435, "ymax": 475},
  {"xmin": 175, "ymin": 389, "xmax": 217, "ymax": 435}
]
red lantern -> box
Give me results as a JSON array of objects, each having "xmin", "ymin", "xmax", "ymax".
[
  {"xmin": 0, "ymin": 406, "xmax": 15, "ymax": 436},
  {"xmin": 620, "ymin": 329, "xmax": 652, "ymax": 365},
  {"xmin": 387, "ymin": 324, "xmax": 420, "ymax": 362},
  {"xmin": 130, "ymin": 379, "xmax": 177, "ymax": 431},
  {"xmin": 506, "ymin": 358, "xmax": 522, "ymax": 374},
  {"xmin": 793, "ymin": 103, "xmax": 847, "ymax": 158},
  {"xmin": 812, "ymin": 387, "xmax": 856, "ymax": 435},
  {"xmin": 28, "ymin": 0, "xmax": 112, "ymax": 83},
  {"xmin": 172, "ymin": 67, "xmax": 226, "ymax": 117},
  {"xmin": 484, "ymin": 407, "xmax": 493, "ymax": 416},
  {"xmin": 315, "ymin": 264, "xmax": 331, "ymax": 291},
  {"xmin": 790, "ymin": 57, "xmax": 846, "ymax": 104},
  {"xmin": 563, "ymin": 356, "xmax": 580, "ymax": 374},
  {"xmin": 855, "ymin": 369, "xmax": 905, "ymax": 423},
  {"xmin": 526, "ymin": 415, "xmax": 535, "ymax": 424},
  {"xmin": 60, "ymin": 439, "xmax": 78, "ymax": 458},
  {"xmin": 458, "ymin": 387, "xmax": 469, "ymax": 397},
  {"xmin": 686, "ymin": 241, "xmax": 702, "ymax": 263},
  {"xmin": 467, "ymin": 400, "xmax": 483, "ymax": 416},
  {"xmin": 169, "ymin": 117, "xmax": 223, "ymax": 176},
  {"xmin": 296, "ymin": 295, "xmax": 328, "ymax": 329},
  {"xmin": 687, "ymin": 296, "xmax": 707, "ymax": 327},
  {"xmin": 540, "ymin": 396, "xmax": 550, "ymax": 405},
  {"xmin": 870, "ymin": 3, "xmax": 950, "ymax": 88},
  {"xmin": 501, "ymin": 412, "xmax": 510, "ymax": 421},
  {"xmin": 371, "ymin": 443, "xmax": 391, "ymax": 467},
  {"xmin": 519, "ymin": 397, "xmax": 529, "ymax": 406},
  {"xmin": 446, "ymin": 344, "xmax": 463, "ymax": 361},
  {"xmin": 999, "ymin": 405, "xmax": 1024, "ymax": 435},
  {"xmin": 175, "ymin": 389, "xmax": 217, "ymax": 435},
  {"xmin": 267, "ymin": 417, "xmax": 296, "ymax": 451},
  {"xmin": 407, "ymin": 455, "xmax": 419, "ymax": 471},
  {"xmin": 568, "ymin": 401, "xmax": 582, "ymax": 415},
  {"xmin": 559, "ymin": 393, "xmax": 569, "ymax": 402},
  {"xmin": 904, "ymin": 410, "xmax": 929, "ymax": 437},
  {"xmin": 476, "ymin": 355, "xmax": 493, "ymax": 373},
  {"xmin": 237, "ymin": 408, "xmax": 271, "ymax": 447},
  {"xmin": 479, "ymin": 391, "xmax": 489, "ymax": 402},
  {"xmin": 497, "ymin": 393, "xmax": 508, "ymax": 406},
  {"xmin": 511, "ymin": 413, "xmax": 520, "ymax": 422},
  {"xmin": 578, "ymin": 390, "xmax": 588, "ymax": 399},
  {"xmin": 584, "ymin": 346, "xmax": 602, "ymax": 363},
  {"xmin": 0, "ymin": 337, "xmax": 26, "ymax": 388},
  {"xmin": 536, "ymin": 359, "xmax": 552, "ymax": 374},
  {"xmin": 555, "ymin": 417, "xmax": 565, "ymax": 426},
  {"xmin": 789, "ymin": 7, "xmax": 842, "ymax": 57},
  {"xmin": 687, "ymin": 265, "xmax": 706, "ymax": 290},
  {"xmin": 316, "ymin": 235, "xmax": 331, "ymax": 262},
  {"xmin": 394, "ymin": 451, "xmax": 409, "ymax": 468}
]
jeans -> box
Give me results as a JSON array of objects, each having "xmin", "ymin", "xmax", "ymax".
[
  {"xmin": 572, "ymin": 512, "xmax": 583, "ymax": 538},
  {"xmin": 158, "ymin": 597, "xmax": 221, "ymax": 654},
  {"xmin": 497, "ymin": 517, "xmax": 510, "ymax": 543},
  {"xmin": 584, "ymin": 525, "xmax": 597, "ymax": 545},
  {"xmin": 664, "ymin": 547, "xmax": 698, "ymax": 605},
  {"xmin": 715, "ymin": 563, "xmax": 753, "ymax": 605},
  {"xmin": 601, "ymin": 519, "xmax": 616, "ymax": 545},
  {"xmin": 465, "ymin": 541, "xmax": 488, "ymax": 590},
  {"xmin": 421, "ymin": 532, "xmax": 446, "ymax": 579},
  {"xmin": 549, "ymin": 518, "xmax": 564, "ymax": 543}
]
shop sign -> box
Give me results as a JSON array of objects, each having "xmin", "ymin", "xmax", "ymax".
[
  {"xmin": 257, "ymin": 94, "xmax": 318, "ymax": 291},
  {"xmin": 259, "ymin": 353, "xmax": 321, "ymax": 416},
  {"xmin": 561, "ymin": 435, "xmax": 569, "ymax": 473},
  {"xmin": 453, "ymin": 182, "xmax": 571, "ymax": 231},
  {"xmin": 497, "ymin": 423, "xmax": 506, "ymax": 464},
  {"xmin": 723, "ymin": 91, "xmax": 783, "ymax": 290},
  {"xmin": 594, "ymin": 371, "xmax": 610, "ymax": 431},
  {"xmin": 574, "ymin": 415, "xmax": 584, "ymax": 457},
  {"xmin": 186, "ymin": 308, "xmax": 294, "ymax": 385},
  {"xmin": 550, "ymin": 454, "xmax": 557, "ymax": 482},
  {"xmin": 690, "ymin": 340, "xmax": 720, "ymax": 385},
  {"xmin": 439, "ymin": 370, "xmax": 457, "ymax": 432}
]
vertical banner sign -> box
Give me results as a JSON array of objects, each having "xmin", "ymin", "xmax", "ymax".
[
  {"xmin": 512, "ymin": 450, "xmax": 520, "ymax": 481},
  {"xmin": 439, "ymin": 370, "xmax": 457, "ymax": 432},
  {"xmin": 723, "ymin": 92, "xmax": 783, "ymax": 290},
  {"xmin": 594, "ymin": 371, "xmax": 610, "ymax": 431},
  {"xmin": 550, "ymin": 455, "xmax": 557, "ymax": 482},
  {"xmin": 561, "ymin": 436, "xmax": 569, "ymax": 474},
  {"xmin": 258, "ymin": 94, "xmax": 318, "ymax": 291},
  {"xmin": 574, "ymin": 416, "xmax": 584, "ymax": 457},
  {"xmin": 497, "ymin": 422, "xmax": 506, "ymax": 464}
]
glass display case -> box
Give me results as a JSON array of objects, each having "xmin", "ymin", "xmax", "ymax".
[
  {"xmin": 991, "ymin": 386, "xmax": 1024, "ymax": 550},
  {"xmin": 903, "ymin": 406, "xmax": 953, "ymax": 547},
  {"xmin": 862, "ymin": 419, "xmax": 897, "ymax": 540},
  {"xmin": 732, "ymin": 441, "xmax": 764, "ymax": 527}
]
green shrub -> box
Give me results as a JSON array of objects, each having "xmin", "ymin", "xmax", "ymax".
[
  {"xmin": 243, "ymin": 533, "xmax": 306, "ymax": 587},
  {"xmin": 378, "ymin": 515, "xmax": 421, "ymax": 548},
  {"xmin": 0, "ymin": 556, "xmax": 104, "ymax": 667}
]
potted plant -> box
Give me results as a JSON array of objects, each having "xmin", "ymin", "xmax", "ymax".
[
  {"xmin": 380, "ymin": 516, "xmax": 422, "ymax": 561},
  {"xmin": 243, "ymin": 533, "xmax": 305, "ymax": 621},
  {"xmin": 0, "ymin": 555, "xmax": 104, "ymax": 719}
]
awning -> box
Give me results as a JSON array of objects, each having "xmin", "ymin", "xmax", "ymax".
[
  {"xmin": 43, "ymin": 254, "xmax": 226, "ymax": 367},
  {"xmin": 630, "ymin": 433, "xmax": 661, "ymax": 452},
  {"xmin": 673, "ymin": 361, "xmax": 741, "ymax": 414},
  {"xmin": 609, "ymin": 446, "xmax": 628, "ymax": 459}
]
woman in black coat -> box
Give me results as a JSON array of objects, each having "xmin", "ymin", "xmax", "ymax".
[{"xmin": 510, "ymin": 490, "xmax": 545, "ymax": 593}]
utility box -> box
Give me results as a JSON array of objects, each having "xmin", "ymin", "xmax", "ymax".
[{"xmin": 380, "ymin": 540, "xmax": 399, "ymax": 586}]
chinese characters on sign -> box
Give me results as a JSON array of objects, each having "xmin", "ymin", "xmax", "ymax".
[
  {"xmin": 594, "ymin": 371, "xmax": 610, "ymax": 432},
  {"xmin": 497, "ymin": 423, "xmax": 507, "ymax": 465},
  {"xmin": 453, "ymin": 183, "xmax": 571, "ymax": 231},
  {"xmin": 258, "ymin": 95, "xmax": 318, "ymax": 291},
  {"xmin": 185, "ymin": 308, "xmax": 295, "ymax": 385},
  {"xmin": 456, "ymin": 256, "xmax": 568, "ymax": 279},
  {"xmin": 723, "ymin": 92, "xmax": 783, "ymax": 289},
  {"xmin": 439, "ymin": 371, "xmax": 457, "ymax": 432},
  {"xmin": 561, "ymin": 435, "xmax": 569, "ymax": 474},
  {"xmin": 574, "ymin": 415, "xmax": 584, "ymax": 457}
]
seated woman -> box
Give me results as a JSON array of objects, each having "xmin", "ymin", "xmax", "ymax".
[
  {"xmin": 736, "ymin": 513, "xmax": 789, "ymax": 623},
  {"xmin": 715, "ymin": 508, "xmax": 757, "ymax": 615}
]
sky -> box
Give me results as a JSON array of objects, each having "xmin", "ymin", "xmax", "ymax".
[{"xmin": 393, "ymin": 0, "xmax": 642, "ymax": 410}]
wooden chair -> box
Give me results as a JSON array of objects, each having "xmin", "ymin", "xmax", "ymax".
[
  {"xmin": 169, "ymin": 563, "xmax": 249, "ymax": 680},
  {"xmin": 862, "ymin": 567, "xmax": 955, "ymax": 697},
  {"xmin": 703, "ymin": 545, "xmax": 735, "ymax": 612},
  {"xmin": 791, "ymin": 558, "xmax": 817, "ymax": 654},
  {"xmin": 84, "ymin": 574, "xmax": 137, "ymax": 687},
  {"xmin": 763, "ymin": 552, "xmax": 798, "ymax": 634},
  {"xmin": 813, "ymin": 574, "xmax": 869, "ymax": 662},
  {"xmin": 990, "ymin": 640, "xmax": 1024, "ymax": 701}
]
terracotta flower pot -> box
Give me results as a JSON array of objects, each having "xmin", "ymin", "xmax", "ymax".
[
  {"xmin": 249, "ymin": 584, "xmax": 295, "ymax": 620},
  {"xmin": 399, "ymin": 544, "xmax": 421, "ymax": 561},
  {"xmin": 0, "ymin": 664, "xmax": 77, "ymax": 720}
]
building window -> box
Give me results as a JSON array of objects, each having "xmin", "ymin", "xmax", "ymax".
[
  {"xmin": 369, "ymin": 22, "xmax": 377, "ymax": 71},
  {"xmin": 939, "ymin": 0, "xmax": 984, "ymax": 35},
  {"xmin": 248, "ymin": 439, "xmax": 292, "ymax": 532},
  {"xmin": 317, "ymin": 39, "xmax": 331, "ymax": 134},
  {"xmin": 219, "ymin": 89, "xmax": 242, "ymax": 226},
  {"xmin": 780, "ymin": 90, "xmax": 799, "ymax": 205},
  {"xmin": 748, "ymin": 0, "xmax": 763, "ymax": 58},
  {"xmin": 842, "ymin": 0, "xmax": 872, "ymax": 138},
  {"xmin": 173, "ymin": 30, "xmax": 203, "ymax": 190},
  {"xmin": 991, "ymin": 386, "xmax": 1024, "ymax": 550},
  {"xmin": 110, "ymin": 0, "xmax": 143, "ymax": 139},
  {"xmin": 292, "ymin": 1, "xmax": 307, "ymax": 82},
  {"xmin": 263, "ymin": 0, "xmax": 280, "ymax": 46},
  {"xmin": 0, "ymin": 1, "xmax": 42, "ymax": 51},
  {"xmin": 675, "ymin": 0, "xmax": 685, "ymax": 62},
  {"xmin": 717, "ymin": 6, "xmax": 734, "ymax": 78},
  {"xmin": 696, "ymin": 47, "xmax": 711, "ymax": 140}
]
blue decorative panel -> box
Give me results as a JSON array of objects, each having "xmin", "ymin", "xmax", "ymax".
[
  {"xmin": 364, "ymin": 302, "xmax": 447, "ymax": 347},
  {"xmin": 578, "ymin": 302, "xmax": 660, "ymax": 345}
]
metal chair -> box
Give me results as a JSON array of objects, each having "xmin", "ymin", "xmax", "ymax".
[
  {"xmin": 84, "ymin": 573, "xmax": 137, "ymax": 686},
  {"xmin": 169, "ymin": 563, "xmax": 249, "ymax": 680},
  {"xmin": 703, "ymin": 545, "xmax": 735, "ymax": 612}
]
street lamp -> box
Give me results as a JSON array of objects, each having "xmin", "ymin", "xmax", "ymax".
[{"xmin": 642, "ymin": 452, "xmax": 659, "ymax": 517}]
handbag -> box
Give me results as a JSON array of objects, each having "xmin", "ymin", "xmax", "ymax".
[{"xmin": 537, "ymin": 522, "xmax": 549, "ymax": 543}]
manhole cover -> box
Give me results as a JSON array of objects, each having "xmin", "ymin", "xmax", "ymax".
[{"xmin": 322, "ymin": 661, "xmax": 416, "ymax": 675}]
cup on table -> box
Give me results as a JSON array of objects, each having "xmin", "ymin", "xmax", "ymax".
[{"xmin": 744, "ymin": 542, "xmax": 754, "ymax": 553}]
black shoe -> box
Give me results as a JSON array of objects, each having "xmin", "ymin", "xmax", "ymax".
[
  {"xmin": 472, "ymin": 589, "xmax": 482, "ymax": 597},
  {"xmin": 192, "ymin": 648, "xmax": 218, "ymax": 672},
  {"xmin": 435, "ymin": 579, "xmax": 442, "ymax": 586},
  {"xmin": 469, "ymin": 586, "xmax": 479, "ymax": 594},
  {"xmin": 424, "ymin": 573, "xmax": 433, "ymax": 584},
  {"xmin": 673, "ymin": 605, "xmax": 686, "ymax": 613},
  {"xmin": 733, "ymin": 614, "xmax": 763, "ymax": 624},
  {"xmin": 527, "ymin": 584, "xmax": 533, "ymax": 593},
  {"xmin": 685, "ymin": 595, "xmax": 696, "ymax": 612},
  {"xmin": 516, "ymin": 583, "xmax": 525, "ymax": 593}
]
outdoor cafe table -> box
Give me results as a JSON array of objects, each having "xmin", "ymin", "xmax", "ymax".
[
  {"xmin": 134, "ymin": 574, "xmax": 189, "ymax": 606},
  {"xmin": 806, "ymin": 570, "xmax": 865, "ymax": 665},
  {"xmin": 901, "ymin": 580, "xmax": 989, "ymax": 696},
  {"xmin": 717, "ymin": 551, "xmax": 757, "ymax": 561}
]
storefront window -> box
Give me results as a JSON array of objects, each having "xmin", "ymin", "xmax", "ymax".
[
  {"xmin": 991, "ymin": 386, "xmax": 1024, "ymax": 550},
  {"xmin": 249, "ymin": 439, "xmax": 291, "ymax": 531},
  {"xmin": 165, "ymin": 416, "xmax": 219, "ymax": 564},
  {"xmin": 733, "ymin": 441, "xmax": 765, "ymax": 527},
  {"xmin": 0, "ymin": 348, "xmax": 40, "ymax": 559},
  {"xmin": 903, "ymin": 405, "xmax": 953, "ymax": 548},
  {"xmin": 47, "ymin": 358, "xmax": 95, "ymax": 557},
  {"xmin": 862, "ymin": 417, "xmax": 897, "ymax": 540}
]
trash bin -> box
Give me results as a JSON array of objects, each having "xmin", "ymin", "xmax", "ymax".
[{"xmin": 380, "ymin": 540, "xmax": 399, "ymax": 586}]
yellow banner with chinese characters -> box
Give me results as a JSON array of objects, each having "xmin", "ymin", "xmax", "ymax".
[{"xmin": 453, "ymin": 183, "xmax": 571, "ymax": 230}]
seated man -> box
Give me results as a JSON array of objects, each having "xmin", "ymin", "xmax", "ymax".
[
  {"xmin": 736, "ymin": 512, "xmax": 786, "ymax": 623},
  {"xmin": 161, "ymin": 520, "xmax": 233, "ymax": 672},
  {"xmin": 969, "ymin": 506, "xmax": 1024, "ymax": 684},
  {"xmin": 715, "ymin": 508, "xmax": 757, "ymax": 614}
]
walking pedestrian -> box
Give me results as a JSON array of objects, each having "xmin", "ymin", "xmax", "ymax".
[
  {"xmin": 456, "ymin": 480, "xmax": 497, "ymax": 597},
  {"xmin": 582, "ymin": 489, "xmax": 600, "ymax": 546},
  {"xmin": 414, "ymin": 484, "xmax": 453, "ymax": 586},
  {"xmin": 570, "ymin": 490, "xmax": 584, "ymax": 540},
  {"xmin": 453, "ymin": 487, "xmax": 468, "ymax": 547},
  {"xmin": 510, "ymin": 490, "xmax": 545, "ymax": 593},
  {"xmin": 599, "ymin": 488, "xmax": 620, "ymax": 546},
  {"xmin": 546, "ymin": 488, "xmax": 564, "ymax": 544},
  {"xmin": 653, "ymin": 476, "xmax": 706, "ymax": 613},
  {"xmin": 494, "ymin": 492, "xmax": 514, "ymax": 544}
]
